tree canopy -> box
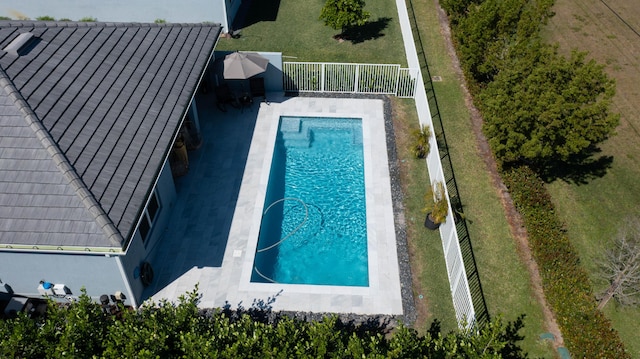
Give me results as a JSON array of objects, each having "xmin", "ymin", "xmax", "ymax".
[
  {"xmin": 447, "ymin": 0, "xmax": 554, "ymax": 85},
  {"xmin": 0, "ymin": 288, "xmax": 528, "ymax": 358},
  {"xmin": 319, "ymin": 0, "xmax": 370, "ymax": 36},
  {"xmin": 480, "ymin": 44, "xmax": 619, "ymax": 168},
  {"xmin": 441, "ymin": 0, "xmax": 618, "ymax": 176}
]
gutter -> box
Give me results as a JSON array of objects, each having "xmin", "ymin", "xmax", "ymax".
[{"xmin": 0, "ymin": 244, "xmax": 124, "ymax": 255}]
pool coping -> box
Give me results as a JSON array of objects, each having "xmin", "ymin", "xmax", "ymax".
[{"xmin": 220, "ymin": 95, "xmax": 404, "ymax": 315}]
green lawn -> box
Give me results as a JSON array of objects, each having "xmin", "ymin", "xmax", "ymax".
[
  {"xmin": 216, "ymin": 0, "xmax": 406, "ymax": 65},
  {"xmin": 547, "ymin": 161, "xmax": 640, "ymax": 357},
  {"xmin": 406, "ymin": 0, "xmax": 555, "ymax": 356},
  {"xmin": 542, "ymin": 0, "xmax": 640, "ymax": 356},
  {"xmin": 391, "ymin": 97, "xmax": 458, "ymax": 333},
  {"xmin": 219, "ymin": 0, "xmax": 557, "ymax": 356}
]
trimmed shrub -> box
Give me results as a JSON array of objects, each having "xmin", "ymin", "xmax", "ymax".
[{"xmin": 504, "ymin": 166, "xmax": 628, "ymax": 358}]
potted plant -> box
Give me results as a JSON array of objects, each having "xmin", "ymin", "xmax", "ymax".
[
  {"xmin": 423, "ymin": 181, "xmax": 449, "ymax": 230},
  {"xmin": 411, "ymin": 124, "xmax": 431, "ymax": 159}
]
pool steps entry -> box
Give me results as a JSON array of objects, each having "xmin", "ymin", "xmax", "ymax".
[{"xmin": 279, "ymin": 117, "xmax": 363, "ymax": 148}]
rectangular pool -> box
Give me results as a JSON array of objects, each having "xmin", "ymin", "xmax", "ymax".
[{"xmin": 251, "ymin": 117, "xmax": 368, "ymax": 286}]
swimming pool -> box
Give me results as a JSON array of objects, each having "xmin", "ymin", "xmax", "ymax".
[{"xmin": 251, "ymin": 117, "xmax": 368, "ymax": 286}]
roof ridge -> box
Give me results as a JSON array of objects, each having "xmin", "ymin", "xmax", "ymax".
[
  {"xmin": 0, "ymin": 20, "xmax": 219, "ymax": 29},
  {"xmin": 0, "ymin": 69, "xmax": 124, "ymax": 248}
]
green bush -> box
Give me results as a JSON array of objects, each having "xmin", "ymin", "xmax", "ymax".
[
  {"xmin": 411, "ymin": 124, "xmax": 431, "ymax": 159},
  {"xmin": 504, "ymin": 166, "xmax": 628, "ymax": 358},
  {"xmin": 0, "ymin": 288, "xmax": 529, "ymax": 357}
]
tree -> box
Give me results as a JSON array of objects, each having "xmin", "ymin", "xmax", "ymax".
[
  {"xmin": 480, "ymin": 44, "xmax": 619, "ymax": 170},
  {"xmin": 451, "ymin": 0, "xmax": 554, "ymax": 85},
  {"xmin": 597, "ymin": 217, "xmax": 640, "ymax": 310},
  {"xmin": 319, "ymin": 0, "xmax": 370, "ymax": 38},
  {"xmin": 0, "ymin": 287, "xmax": 529, "ymax": 357},
  {"xmin": 440, "ymin": 0, "xmax": 482, "ymax": 20}
]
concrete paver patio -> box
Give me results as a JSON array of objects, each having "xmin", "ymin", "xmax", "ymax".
[{"xmin": 143, "ymin": 93, "xmax": 403, "ymax": 315}]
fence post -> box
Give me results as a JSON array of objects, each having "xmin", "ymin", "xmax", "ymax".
[
  {"xmin": 321, "ymin": 63, "xmax": 325, "ymax": 92},
  {"xmin": 395, "ymin": 66, "xmax": 401, "ymax": 96},
  {"xmin": 354, "ymin": 64, "xmax": 360, "ymax": 93}
]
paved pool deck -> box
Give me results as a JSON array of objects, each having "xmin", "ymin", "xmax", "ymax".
[{"xmin": 144, "ymin": 94, "xmax": 403, "ymax": 315}]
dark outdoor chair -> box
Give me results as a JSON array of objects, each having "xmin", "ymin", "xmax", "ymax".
[
  {"xmin": 250, "ymin": 77, "xmax": 268, "ymax": 104},
  {"xmin": 214, "ymin": 83, "xmax": 239, "ymax": 111}
]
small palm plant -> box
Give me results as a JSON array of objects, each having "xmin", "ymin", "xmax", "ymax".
[
  {"xmin": 411, "ymin": 124, "xmax": 431, "ymax": 159},
  {"xmin": 423, "ymin": 181, "xmax": 449, "ymax": 229}
]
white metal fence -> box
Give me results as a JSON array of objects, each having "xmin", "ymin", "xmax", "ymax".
[{"xmin": 282, "ymin": 62, "xmax": 418, "ymax": 98}]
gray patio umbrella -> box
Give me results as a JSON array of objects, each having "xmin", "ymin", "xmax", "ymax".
[{"xmin": 223, "ymin": 52, "xmax": 269, "ymax": 80}]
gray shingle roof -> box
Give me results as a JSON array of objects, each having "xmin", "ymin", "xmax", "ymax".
[{"xmin": 0, "ymin": 21, "xmax": 221, "ymax": 250}]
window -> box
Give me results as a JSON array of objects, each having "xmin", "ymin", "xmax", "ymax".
[{"xmin": 139, "ymin": 190, "xmax": 160, "ymax": 244}]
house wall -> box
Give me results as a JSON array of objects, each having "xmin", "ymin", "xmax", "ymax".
[
  {"xmin": 225, "ymin": 0, "xmax": 243, "ymax": 31},
  {"xmin": 259, "ymin": 52, "xmax": 284, "ymax": 92},
  {"xmin": 1, "ymin": 0, "xmax": 239, "ymax": 30},
  {"xmin": 120, "ymin": 160, "xmax": 178, "ymax": 304},
  {"xmin": 211, "ymin": 0, "xmax": 230, "ymax": 30},
  {"xmin": 0, "ymin": 162, "xmax": 178, "ymax": 306},
  {"xmin": 0, "ymin": 251, "xmax": 125, "ymax": 302}
]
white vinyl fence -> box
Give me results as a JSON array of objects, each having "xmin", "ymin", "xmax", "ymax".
[
  {"xmin": 282, "ymin": 62, "xmax": 418, "ymax": 98},
  {"xmin": 395, "ymin": 0, "xmax": 478, "ymax": 328}
]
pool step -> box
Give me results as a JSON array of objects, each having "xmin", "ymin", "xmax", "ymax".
[
  {"xmin": 279, "ymin": 117, "xmax": 363, "ymax": 148},
  {"xmin": 352, "ymin": 127, "xmax": 362, "ymax": 145},
  {"xmin": 280, "ymin": 118, "xmax": 311, "ymax": 148}
]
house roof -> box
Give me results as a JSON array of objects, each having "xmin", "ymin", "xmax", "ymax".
[{"xmin": 0, "ymin": 21, "xmax": 221, "ymax": 250}]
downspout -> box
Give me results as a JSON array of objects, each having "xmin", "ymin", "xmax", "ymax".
[{"xmin": 115, "ymin": 255, "xmax": 137, "ymax": 308}]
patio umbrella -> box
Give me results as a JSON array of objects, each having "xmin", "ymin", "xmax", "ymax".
[{"xmin": 223, "ymin": 52, "xmax": 269, "ymax": 80}]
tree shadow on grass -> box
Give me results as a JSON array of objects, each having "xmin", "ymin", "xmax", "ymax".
[
  {"xmin": 533, "ymin": 147, "xmax": 614, "ymax": 185},
  {"xmin": 343, "ymin": 17, "xmax": 392, "ymax": 44}
]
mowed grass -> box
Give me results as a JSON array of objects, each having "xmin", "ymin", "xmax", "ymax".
[
  {"xmin": 391, "ymin": 97, "xmax": 457, "ymax": 333},
  {"xmin": 408, "ymin": 1, "xmax": 554, "ymax": 357},
  {"xmin": 542, "ymin": 0, "xmax": 640, "ymax": 355},
  {"xmin": 215, "ymin": 0, "xmax": 406, "ymax": 65},
  {"xmin": 219, "ymin": 0, "xmax": 555, "ymax": 355}
]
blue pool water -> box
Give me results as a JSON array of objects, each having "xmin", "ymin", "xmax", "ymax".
[{"xmin": 251, "ymin": 116, "xmax": 368, "ymax": 286}]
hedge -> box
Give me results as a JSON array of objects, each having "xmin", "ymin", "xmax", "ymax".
[
  {"xmin": 503, "ymin": 166, "xmax": 628, "ymax": 358},
  {"xmin": 0, "ymin": 288, "xmax": 529, "ymax": 358}
]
